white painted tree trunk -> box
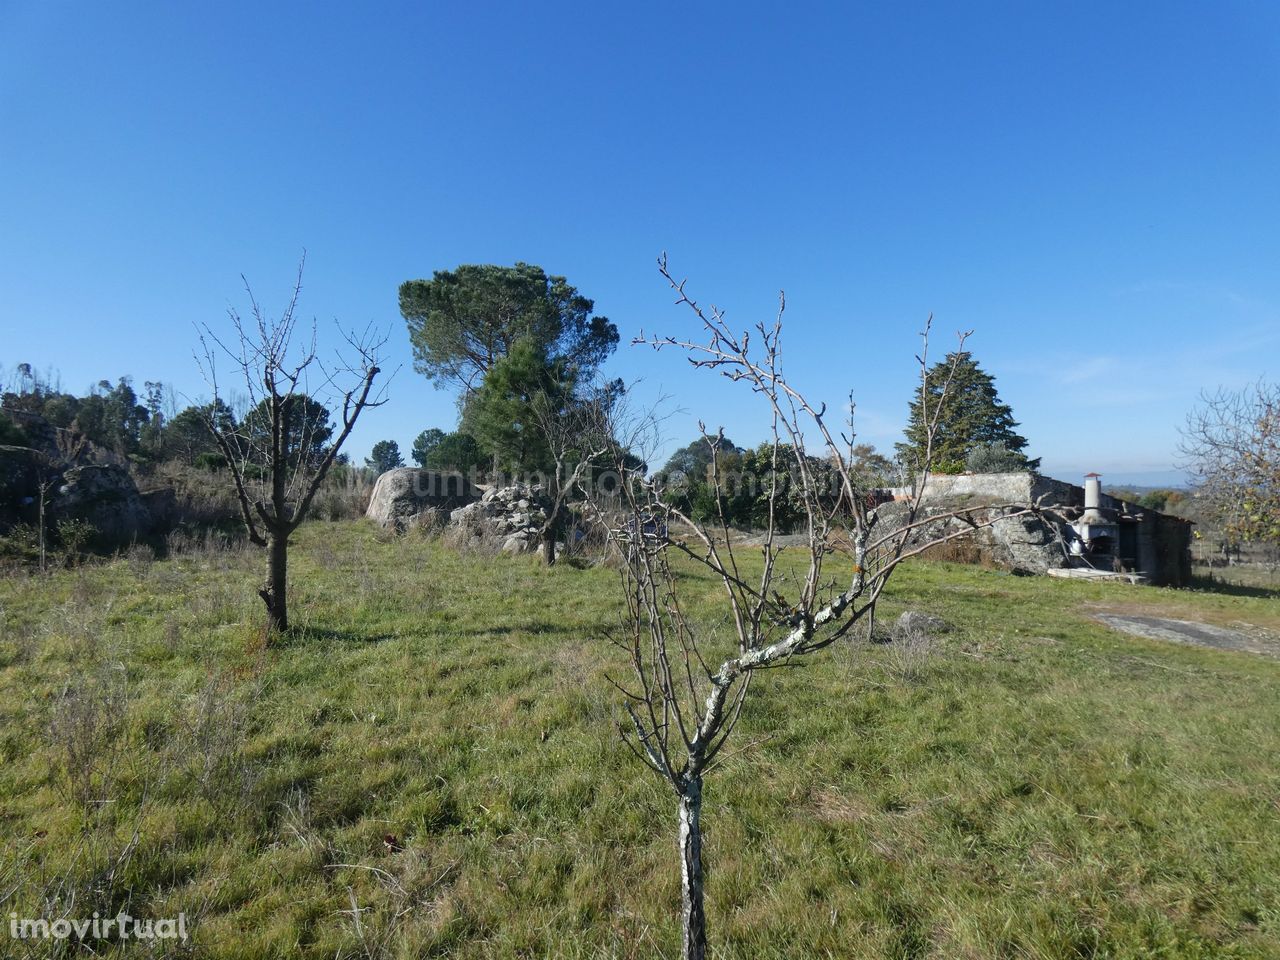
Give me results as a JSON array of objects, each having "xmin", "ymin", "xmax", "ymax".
[{"xmin": 679, "ymin": 777, "xmax": 707, "ymax": 960}]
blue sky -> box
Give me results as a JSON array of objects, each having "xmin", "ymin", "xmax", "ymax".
[{"xmin": 2, "ymin": 1, "xmax": 1278, "ymax": 485}]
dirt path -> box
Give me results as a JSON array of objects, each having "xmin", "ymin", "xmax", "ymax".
[{"xmin": 1093, "ymin": 613, "xmax": 1280, "ymax": 659}]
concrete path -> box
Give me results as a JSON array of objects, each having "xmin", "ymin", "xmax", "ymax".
[{"xmin": 1093, "ymin": 614, "xmax": 1280, "ymax": 659}]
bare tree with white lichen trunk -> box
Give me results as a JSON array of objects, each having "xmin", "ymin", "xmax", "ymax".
[
  {"xmin": 196, "ymin": 257, "xmax": 390, "ymax": 637},
  {"xmin": 603, "ymin": 256, "xmax": 1044, "ymax": 960}
]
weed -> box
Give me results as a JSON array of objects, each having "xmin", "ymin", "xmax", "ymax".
[
  {"xmin": 885, "ymin": 619, "xmax": 935, "ymax": 683},
  {"xmin": 175, "ymin": 671, "xmax": 259, "ymax": 813},
  {"xmin": 48, "ymin": 664, "xmax": 128, "ymax": 814}
]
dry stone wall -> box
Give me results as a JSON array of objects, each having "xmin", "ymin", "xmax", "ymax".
[{"xmin": 449, "ymin": 483, "xmax": 551, "ymax": 555}]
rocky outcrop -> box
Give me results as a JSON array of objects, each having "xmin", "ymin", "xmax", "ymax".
[
  {"xmin": 448, "ymin": 483, "xmax": 551, "ymax": 555},
  {"xmin": 2, "ymin": 411, "xmax": 121, "ymax": 467},
  {"xmin": 56, "ymin": 464, "xmax": 154, "ymax": 545},
  {"xmin": 365, "ymin": 468, "xmax": 478, "ymax": 530},
  {"xmin": 983, "ymin": 511, "xmax": 1069, "ymax": 573},
  {"xmin": 0, "ymin": 445, "xmax": 50, "ymax": 530},
  {"xmin": 873, "ymin": 499, "xmax": 1069, "ymax": 575},
  {"xmin": 0, "ymin": 444, "xmax": 175, "ymax": 549}
]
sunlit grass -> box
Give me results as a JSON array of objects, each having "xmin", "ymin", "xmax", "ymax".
[{"xmin": 0, "ymin": 521, "xmax": 1277, "ymax": 958}]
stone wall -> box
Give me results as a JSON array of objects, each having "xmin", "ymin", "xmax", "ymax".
[
  {"xmin": 448, "ymin": 483, "xmax": 552, "ymax": 555},
  {"xmin": 365, "ymin": 473, "xmax": 556, "ymax": 557}
]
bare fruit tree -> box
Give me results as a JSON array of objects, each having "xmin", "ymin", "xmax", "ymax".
[
  {"xmin": 197, "ymin": 260, "xmax": 389, "ymax": 635},
  {"xmin": 606, "ymin": 257, "xmax": 1039, "ymax": 960},
  {"xmin": 1179, "ymin": 380, "xmax": 1279, "ymax": 557}
]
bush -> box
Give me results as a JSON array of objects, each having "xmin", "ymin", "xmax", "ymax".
[
  {"xmin": 55, "ymin": 518, "xmax": 96, "ymax": 565},
  {"xmin": 308, "ymin": 464, "xmax": 374, "ymax": 521},
  {"xmin": 0, "ymin": 523, "xmax": 39, "ymax": 569},
  {"xmin": 194, "ymin": 451, "xmax": 228, "ymax": 471},
  {"xmin": 965, "ymin": 442, "xmax": 1028, "ymax": 474},
  {"xmin": 0, "ymin": 412, "xmax": 27, "ymax": 445}
]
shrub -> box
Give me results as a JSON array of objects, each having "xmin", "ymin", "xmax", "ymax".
[
  {"xmin": 55, "ymin": 517, "xmax": 96, "ymax": 565},
  {"xmin": 194, "ymin": 451, "xmax": 227, "ymax": 471},
  {"xmin": 0, "ymin": 523, "xmax": 39, "ymax": 569},
  {"xmin": 48, "ymin": 666, "xmax": 129, "ymax": 814},
  {"xmin": 965, "ymin": 442, "xmax": 1029, "ymax": 473},
  {"xmin": 0, "ymin": 412, "xmax": 27, "ymax": 445}
]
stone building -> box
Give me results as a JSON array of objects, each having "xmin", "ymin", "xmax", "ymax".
[{"xmin": 882, "ymin": 472, "xmax": 1192, "ymax": 586}]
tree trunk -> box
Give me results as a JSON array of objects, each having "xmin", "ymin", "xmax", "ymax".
[
  {"xmin": 261, "ymin": 530, "xmax": 289, "ymax": 634},
  {"xmin": 542, "ymin": 503, "xmax": 560, "ymax": 566},
  {"xmin": 542, "ymin": 523, "xmax": 557, "ymax": 566},
  {"xmin": 37, "ymin": 483, "xmax": 48, "ymax": 574},
  {"xmin": 679, "ymin": 777, "xmax": 707, "ymax": 960}
]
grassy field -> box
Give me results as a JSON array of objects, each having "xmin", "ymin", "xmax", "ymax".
[
  {"xmin": 1192, "ymin": 563, "xmax": 1280, "ymax": 595},
  {"xmin": 1, "ymin": 521, "xmax": 1278, "ymax": 958}
]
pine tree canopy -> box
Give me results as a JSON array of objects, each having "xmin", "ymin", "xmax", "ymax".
[
  {"xmin": 366, "ymin": 439, "xmax": 404, "ymax": 474},
  {"xmin": 895, "ymin": 351, "xmax": 1037, "ymax": 474},
  {"xmin": 399, "ymin": 263, "xmax": 618, "ymax": 394},
  {"xmin": 460, "ymin": 338, "xmax": 576, "ymax": 474}
]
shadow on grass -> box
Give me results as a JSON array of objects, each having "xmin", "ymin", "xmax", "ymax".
[
  {"xmin": 276, "ymin": 624, "xmax": 398, "ymax": 646},
  {"xmin": 276, "ymin": 618, "xmax": 593, "ymax": 646},
  {"xmin": 451, "ymin": 620, "xmax": 579, "ymax": 639},
  {"xmin": 1186, "ymin": 574, "xmax": 1280, "ymax": 601}
]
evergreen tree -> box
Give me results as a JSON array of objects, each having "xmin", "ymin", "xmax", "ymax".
[
  {"xmin": 414, "ymin": 430, "xmax": 487, "ymax": 472},
  {"xmin": 166, "ymin": 400, "xmax": 236, "ymax": 463},
  {"xmin": 461, "ymin": 338, "xmax": 575, "ymax": 473},
  {"xmin": 71, "ymin": 378, "xmax": 149, "ymax": 454},
  {"xmin": 139, "ymin": 380, "xmax": 167, "ymax": 456},
  {"xmin": 657, "ymin": 435, "xmax": 743, "ymax": 484},
  {"xmin": 400, "ymin": 263, "xmax": 618, "ymax": 394},
  {"xmin": 241, "ymin": 394, "xmax": 334, "ymax": 471},
  {"xmin": 366, "ymin": 439, "xmax": 404, "ymax": 474},
  {"xmin": 896, "ymin": 352, "xmax": 1037, "ymax": 474},
  {"xmin": 848, "ymin": 443, "xmax": 896, "ymax": 487},
  {"xmin": 411, "ymin": 428, "xmax": 447, "ymax": 467}
]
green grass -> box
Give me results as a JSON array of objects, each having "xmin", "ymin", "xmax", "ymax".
[
  {"xmin": 1, "ymin": 521, "xmax": 1278, "ymax": 958},
  {"xmin": 1191, "ymin": 562, "xmax": 1280, "ymax": 597}
]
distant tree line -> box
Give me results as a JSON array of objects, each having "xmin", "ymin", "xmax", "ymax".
[
  {"xmin": 1, "ymin": 366, "xmax": 162, "ymax": 459},
  {"xmin": 0, "ymin": 366, "xmax": 349, "ymax": 478}
]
